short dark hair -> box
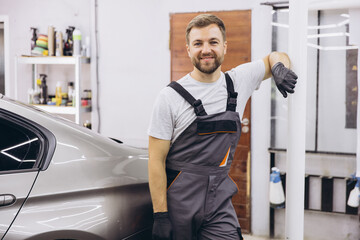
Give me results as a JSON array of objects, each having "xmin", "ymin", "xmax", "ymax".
[{"xmin": 185, "ymin": 14, "xmax": 226, "ymax": 44}]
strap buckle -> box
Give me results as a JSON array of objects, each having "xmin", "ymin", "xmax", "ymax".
[
  {"xmin": 227, "ymin": 92, "xmax": 238, "ymax": 111},
  {"xmin": 193, "ymin": 99, "xmax": 206, "ymax": 116}
]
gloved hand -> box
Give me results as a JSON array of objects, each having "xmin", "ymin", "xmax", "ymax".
[
  {"xmin": 271, "ymin": 62, "xmax": 298, "ymax": 98},
  {"xmin": 152, "ymin": 212, "xmax": 173, "ymax": 240}
]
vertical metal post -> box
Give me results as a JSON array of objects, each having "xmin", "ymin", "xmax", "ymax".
[
  {"xmin": 75, "ymin": 56, "xmax": 81, "ymax": 125},
  {"xmin": 14, "ymin": 56, "xmax": 17, "ymax": 99},
  {"xmin": 33, "ymin": 64, "xmax": 38, "ymax": 91},
  {"xmin": 286, "ymin": 0, "xmax": 308, "ymax": 239},
  {"xmin": 356, "ymin": 48, "xmax": 360, "ymax": 178}
]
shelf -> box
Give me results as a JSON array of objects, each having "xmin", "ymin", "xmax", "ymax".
[
  {"xmin": 15, "ymin": 55, "xmax": 91, "ymax": 125},
  {"xmin": 33, "ymin": 105, "xmax": 92, "ymax": 115},
  {"xmin": 33, "ymin": 105, "xmax": 76, "ymax": 114},
  {"xmin": 18, "ymin": 56, "xmax": 90, "ymax": 65}
]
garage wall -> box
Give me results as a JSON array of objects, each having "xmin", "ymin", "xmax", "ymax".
[{"xmin": 96, "ymin": 0, "xmax": 271, "ymax": 147}]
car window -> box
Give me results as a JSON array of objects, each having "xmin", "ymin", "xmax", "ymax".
[{"xmin": 0, "ymin": 117, "xmax": 41, "ymax": 171}]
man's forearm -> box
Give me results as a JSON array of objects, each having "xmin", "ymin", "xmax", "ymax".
[
  {"xmin": 148, "ymin": 136, "xmax": 171, "ymax": 213},
  {"xmin": 263, "ymin": 52, "xmax": 291, "ymax": 80},
  {"xmin": 269, "ymin": 52, "xmax": 290, "ymax": 68},
  {"xmin": 149, "ymin": 160, "xmax": 168, "ymax": 212}
]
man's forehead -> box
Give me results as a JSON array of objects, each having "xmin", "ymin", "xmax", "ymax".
[{"xmin": 188, "ymin": 24, "xmax": 223, "ymax": 41}]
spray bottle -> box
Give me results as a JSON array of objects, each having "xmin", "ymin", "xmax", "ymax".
[
  {"xmin": 269, "ymin": 167, "xmax": 285, "ymax": 208},
  {"xmin": 39, "ymin": 74, "xmax": 48, "ymax": 104},
  {"xmin": 73, "ymin": 28, "xmax": 82, "ymax": 56},
  {"xmin": 64, "ymin": 26, "xmax": 75, "ymax": 56},
  {"xmin": 30, "ymin": 27, "xmax": 37, "ymax": 52},
  {"xmin": 347, "ymin": 177, "xmax": 360, "ymax": 208}
]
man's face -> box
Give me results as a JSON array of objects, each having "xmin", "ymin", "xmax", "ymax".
[{"xmin": 187, "ymin": 24, "xmax": 227, "ymax": 74}]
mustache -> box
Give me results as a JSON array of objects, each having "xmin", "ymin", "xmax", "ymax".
[{"xmin": 199, "ymin": 53, "xmax": 216, "ymax": 59}]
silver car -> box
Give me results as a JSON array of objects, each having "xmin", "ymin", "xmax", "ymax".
[{"xmin": 0, "ymin": 94, "xmax": 153, "ymax": 240}]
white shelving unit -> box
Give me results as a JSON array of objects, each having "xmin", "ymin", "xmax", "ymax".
[{"xmin": 15, "ymin": 56, "xmax": 90, "ymax": 124}]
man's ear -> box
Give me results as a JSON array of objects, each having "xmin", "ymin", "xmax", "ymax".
[
  {"xmin": 224, "ymin": 41, "xmax": 228, "ymax": 55},
  {"xmin": 186, "ymin": 44, "xmax": 191, "ymax": 57}
]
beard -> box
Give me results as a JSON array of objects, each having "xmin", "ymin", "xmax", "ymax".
[{"xmin": 191, "ymin": 52, "xmax": 224, "ymax": 74}]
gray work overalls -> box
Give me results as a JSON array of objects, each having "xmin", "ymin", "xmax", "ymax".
[{"xmin": 166, "ymin": 73, "xmax": 243, "ymax": 240}]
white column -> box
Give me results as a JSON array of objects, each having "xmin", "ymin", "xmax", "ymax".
[
  {"xmin": 286, "ymin": 0, "xmax": 308, "ymax": 239},
  {"xmin": 349, "ymin": 9, "xmax": 360, "ymax": 178},
  {"xmin": 251, "ymin": 5, "xmax": 272, "ymax": 236}
]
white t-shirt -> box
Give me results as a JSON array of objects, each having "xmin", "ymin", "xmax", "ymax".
[{"xmin": 148, "ymin": 60, "xmax": 265, "ymax": 143}]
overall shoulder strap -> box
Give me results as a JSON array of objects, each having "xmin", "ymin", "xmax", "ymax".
[
  {"xmin": 225, "ymin": 73, "xmax": 238, "ymax": 112},
  {"xmin": 168, "ymin": 81, "xmax": 207, "ymax": 116}
]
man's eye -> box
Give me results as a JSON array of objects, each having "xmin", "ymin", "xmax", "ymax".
[
  {"xmin": 210, "ymin": 41, "xmax": 218, "ymax": 45},
  {"xmin": 194, "ymin": 42, "xmax": 201, "ymax": 46}
]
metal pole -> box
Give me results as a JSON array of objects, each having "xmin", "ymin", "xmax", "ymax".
[
  {"xmin": 356, "ymin": 49, "xmax": 360, "ymax": 178},
  {"xmin": 75, "ymin": 56, "xmax": 81, "ymax": 125},
  {"xmin": 286, "ymin": 0, "xmax": 308, "ymax": 239}
]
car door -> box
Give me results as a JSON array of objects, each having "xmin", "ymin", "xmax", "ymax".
[{"xmin": 0, "ymin": 107, "xmax": 56, "ymax": 239}]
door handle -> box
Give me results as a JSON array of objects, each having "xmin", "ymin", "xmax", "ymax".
[
  {"xmin": 0, "ymin": 194, "xmax": 16, "ymax": 207},
  {"xmin": 242, "ymin": 118, "xmax": 249, "ymax": 126},
  {"xmin": 241, "ymin": 118, "xmax": 250, "ymax": 133}
]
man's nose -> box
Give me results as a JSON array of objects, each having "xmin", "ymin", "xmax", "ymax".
[{"xmin": 201, "ymin": 43, "xmax": 211, "ymax": 54}]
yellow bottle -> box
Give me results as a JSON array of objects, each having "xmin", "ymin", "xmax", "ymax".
[{"xmin": 55, "ymin": 82, "xmax": 62, "ymax": 106}]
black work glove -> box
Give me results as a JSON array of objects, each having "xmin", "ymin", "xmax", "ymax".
[
  {"xmin": 271, "ymin": 62, "xmax": 298, "ymax": 98},
  {"xmin": 152, "ymin": 212, "xmax": 173, "ymax": 240}
]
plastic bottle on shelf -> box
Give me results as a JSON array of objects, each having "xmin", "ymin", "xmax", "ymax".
[
  {"xmin": 84, "ymin": 36, "xmax": 90, "ymax": 58},
  {"xmin": 55, "ymin": 81, "xmax": 62, "ymax": 106},
  {"xmin": 64, "ymin": 26, "xmax": 75, "ymax": 56},
  {"xmin": 39, "ymin": 74, "xmax": 48, "ymax": 104},
  {"xmin": 73, "ymin": 28, "xmax": 82, "ymax": 56},
  {"xmin": 67, "ymin": 82, "xmax": 74, "ymax": 105},
  {"xmin": 48, "ymin": 26, "xmax": 55, "ymax": 56},
  {"xmin": 55, "ymin": 31, "xmax": 63, "ymax": 56},
  {"xmin": 30, "ymin": 27, "xmax": 37, "ymax": 52},
  {"xmin": 83, "ymin": 120, "xmax": 92, "ymax": 129}
]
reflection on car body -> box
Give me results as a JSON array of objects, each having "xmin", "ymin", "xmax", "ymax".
[{"xmin": 0, "ymin": 94, "xmax": 153, "ymax": 240}]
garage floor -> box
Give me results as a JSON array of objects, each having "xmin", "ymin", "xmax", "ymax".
[{"xmin": 243, "ymin": 234, "xmax": 280, "ymax": 240}]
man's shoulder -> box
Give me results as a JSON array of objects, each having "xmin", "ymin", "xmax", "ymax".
[{"xmin": 159, "ymin": 75, "xmax": 191, "ymax": 101}]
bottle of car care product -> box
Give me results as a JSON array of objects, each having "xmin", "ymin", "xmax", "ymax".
[
  {"xmin": 73, "ymin": 28, "xmax": 82, "ymax": 56},
  {"xmin": 30, "ymin": 27, "xmax": 37, "ymax": 52},
  {"xmin": 39, "ymin": 74, "xmax": 48, "ymax": 104},
  {"xmin": 48, "ymin": 26, "xmax": 55, "ymax": 56},
  {"xmin": 85, "ymin": 36, "xmax": 90, "ymax": 57},
  {"xmin": 64, "ymin": 26, "xmax": 75, "ymax": 56},
  {"xmin": 55, "ymin": 81, "xmax": 62, "ymax": 106},
  {"xmin": 347, "ymin": 177, "xmax": 360, "ymax": 208},
  {"xmin": 55, "ymin": 31, "xmax": 63, "ymax": 56},
  {"xmin": 269, "ymin": 167, "xmax": 285, "ymax": 208},
  {"xmin": 67, "ymin": 81, "xmax": 74, "ymax": 105}
]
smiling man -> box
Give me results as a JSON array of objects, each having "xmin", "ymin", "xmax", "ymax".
[{"xmin": 148, "ymin": 14, "xmax": 297, "ymax": 240}]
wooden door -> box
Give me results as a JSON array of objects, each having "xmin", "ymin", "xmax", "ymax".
[{"xmin": 170, "ymin": 11, "xmax": 252, "ymax": 233}]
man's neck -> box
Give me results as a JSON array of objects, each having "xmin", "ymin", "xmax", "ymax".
[{"xmin": 190, "ymin": 67, "xmax": 222, "ymax": 83}]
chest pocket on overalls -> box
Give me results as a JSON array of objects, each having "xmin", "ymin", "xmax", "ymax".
[{"xmin": 197, "ymin": 120, "xmax": 237, "ymax": 135}]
